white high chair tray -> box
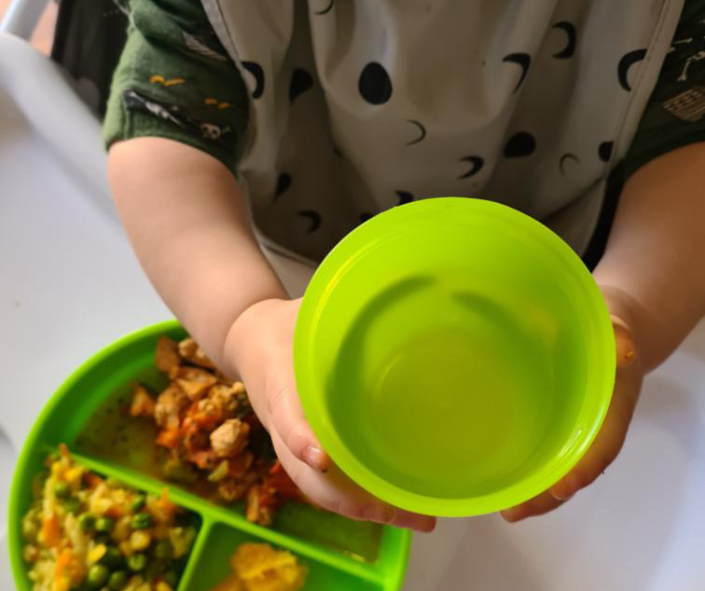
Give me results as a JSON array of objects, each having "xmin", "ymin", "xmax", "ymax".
[{"xmin": 1, "ymin": 33, "xmax": 704, "ymax": 591}]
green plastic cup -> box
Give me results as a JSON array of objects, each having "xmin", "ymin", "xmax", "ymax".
[{"xmin": 295, "ymin": 197, "xmax": 615, "ymax": 517}]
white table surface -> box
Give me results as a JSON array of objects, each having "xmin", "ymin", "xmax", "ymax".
[{"xmin": 2, "ymin": 33, "xmax": 705, "ymax": 591}]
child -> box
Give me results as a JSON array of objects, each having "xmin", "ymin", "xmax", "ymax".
[{"xmin": 104, "ymin": 0, "xmax": 705, "ymax": 531}]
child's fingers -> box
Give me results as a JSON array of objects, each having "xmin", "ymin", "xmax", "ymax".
[
  {"xmin": 270, "ymin": 428, "xmax": 436, "ymax": 532},
  {"xmin": 500, "ymin": 491, "xmax": 564, "ymax": 523},
  {"xmin": 267, "ymin": 372, "xmax": 332, "ymax": 472},
  {"xmin": 503, "ymin": 359, "xmax": 643, "ymax": 523},
  {"xmin": 550, "ymin": 366, "xmax": 641, "ymax": 499}
]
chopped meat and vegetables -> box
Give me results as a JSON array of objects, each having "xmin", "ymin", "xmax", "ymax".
[{"xmin": 129, "ymin": 336, "xmax": 305, "ymax": 526}]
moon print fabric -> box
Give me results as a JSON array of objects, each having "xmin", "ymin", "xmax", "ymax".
[{"xmin": 201, "ymin": 0, "xmax": 684, "ymax": 262}]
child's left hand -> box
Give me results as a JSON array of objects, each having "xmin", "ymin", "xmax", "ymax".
[{"xmin": 500, "ymin": 286, "xmax": 644, "ymax": 522}]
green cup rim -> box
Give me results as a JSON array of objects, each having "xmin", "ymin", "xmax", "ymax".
[{"xmin": 294, "ymin": 197, "xmax": 616, "ymax": 517}]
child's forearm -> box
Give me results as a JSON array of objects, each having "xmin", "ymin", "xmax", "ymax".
[
  {"xmin": 593, "ymin": 143, "xmax": 705, "ymax": 371},
  {"xmin": 108, "ymin": 137, "xmax": 287, "ymax": 372}
]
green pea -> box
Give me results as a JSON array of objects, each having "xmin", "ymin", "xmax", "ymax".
[
  {"xmin": 86, "ymin": 564, "xmax": 109, "ymax": 589},
  {"xmin": 131, "ymin": 512, "xmax": 153, "ymax": 530},
  {"xmin": 53, "ymin": 481, "xmax": 70, "ymax": 499},
  {"xmin": 63, "ymin": 497, "xmax": 81, "ymax": 514},
  {"xmin": 100, "ymin": 546, "xmax": 124, "ymax": 569},
  {"xmin": 78, "ymin": 513, "xmax": 96, "ymax": 533},
  {"xmin": 95, "ymin": 516, "xmax": 115, "ymax": 533},
  {"xmin": 129, "ymin": 495, "xmax": 146, "ymax": 512},
  {"xmin": 127, "ymin": 552, "xmax": 147, "ymax": 572},
  {"xmin": 163, "ymin": 570, "xmax": 179, "ymax": 588},
  {"xmin": 153, "ymin": 539, "xmax": 173, "ymax": 561},
  {"xmin": 107, "ymin": 570, "xmax": 128, "ymax": 591}
]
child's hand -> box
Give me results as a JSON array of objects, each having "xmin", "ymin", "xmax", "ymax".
[
  {"xmin": 224, "ymin": 298, "xmax": 437, "ymax": 533},
  {"xmin": 500, "ymin": 286, "xmax": 644, "ymax": 522}
]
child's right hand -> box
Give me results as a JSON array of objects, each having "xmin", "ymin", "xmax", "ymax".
[{"xmin": 224, "ymin": 297, "xmax": 436, "ymax": 533}]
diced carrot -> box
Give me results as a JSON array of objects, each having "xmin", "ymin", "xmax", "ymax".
[
  {"xmin": 156, "ymin": 428, "xmax": 181, "ymax": 449},
  {"xmin": 105, "ymin": 505, "xmax": 124, "ymax": 519},
  {"xmin": 193, "ymin": 412, "xmax": 222, "ymax": 430},
  {"xmin": 84, "ymin": 472, "xmax": 102, "ymax": 489},
  {"xmin": 188, "ymin": 450, "xmax": 216, "ymax": 470},
  {"xmin": 54, "ymin": 548, "xmax": 73, "ymax": 579},
  {"xmin": 159, "ymin": 488, "xmax": 177, "ymax": 516},
  {"xmin": 41, "ymin": 514, "xmax": 61, "ymax": 547}
]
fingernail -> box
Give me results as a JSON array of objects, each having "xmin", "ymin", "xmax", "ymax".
[
  {"xmin": 415, "ymin": 518, "xmax": 437, "ymax": 533},
  {"xmin": 501, "ymin": 508, "xmax": 522, "ymax": 523},
  {"xmin": 364, "ymin": 505, "xmax": 395, "ymax": 524},
  {"xmin": 549, "ymin": 485, "xmax": 575, "ymax": 502},
  {"xmin": 302, "ymin": 446, "xmax": 329, "ymax": 471}
]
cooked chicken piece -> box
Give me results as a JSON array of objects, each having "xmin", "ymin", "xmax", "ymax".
[
  {"xmin": 210, "ymin": 419, "xmax": 250, "ymax": 458},
  {"xmin": 178, "ymin": 337, "xmax": 216, "ymax": 369},
  {"xmin": 176, "ymin": 367, "xmax": 218, "ymax": 401},
  {"xmin": 154, "ymin": 384, "xmax": 189, "ymax": 429},
  {"xmin": 218, "ymin": 479, "xmax": 249, "ymax": 503},
  {"xmin": 209, "ymin": 382, "xmax": 246, "ymax": 414},
  {"xmin": 130, "ymin": 384, "xmax": 156, "ymax": 417},
  {"xmin": 245, "ymin": 485, "xmax": 275, "ymax": 526},
  {"xmin": 155, "ymin": 336, "xmax": 181, "ymax": 375}
]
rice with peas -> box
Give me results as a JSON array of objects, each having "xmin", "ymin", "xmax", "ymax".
[{"xmin": 22, "ymin": 445, "xmax": 197, "ymax": 591}]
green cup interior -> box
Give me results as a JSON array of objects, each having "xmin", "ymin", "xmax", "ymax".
[{"xmin": 295, "ymin": 198, "xmax": 615, "ymax": 516}]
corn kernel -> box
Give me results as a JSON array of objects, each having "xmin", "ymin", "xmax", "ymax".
[
  {"xmin": 64, "ymin": 467, "xmax": 83, "ymax": 489},
  {"xmin": 119, "ymin": 540, "xmax": 134, "ymax": 557},
  {"xmin": 88, "ymin": 544, "xmax": 106, "ymax": 564},
  {"xmin": 155, "ymin": 583, "xmax": 173, "ymax": 591},
  {"xmin": 114, "ymin": 516, "xmax": 132, "ymax": 542},
  {"xmin": 130, "ymin": 530, "xmax": 152, "ymax": 551}
]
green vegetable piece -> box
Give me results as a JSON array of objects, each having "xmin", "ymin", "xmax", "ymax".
[
  {"xmin": 95, "ymin": 516, "xmax": 115, "ymax": 533},
  {"xmin": 163, "ymin": 570, "xmax": 179, "ymax": 587},
  {"xmin": 131, "ymin": 512, "xmax": 153, "ymax": 530},
  {"xmin": 129, "ymin": 495, "xmax": 147, "ymax": 512},
  {"xmin": 53, "ymin": 481, "xmax": 70, "ymax": 499},
  {"xmin": 86, "ymin": 564, "xmax": 109, "ymax": 589},
  {"xmin": 78, "ymin": 513, "xmax": 96, "ymax": 532},
  {"xmin": 127, "ymin": 552, "xmax": 147, "ymax": 572},
  {"xmin": 153, "ymin": 539, "xmax": 173, "ymax": 561},
  {"xmin": 63, "ymin": 497, "xmax": 81, "ymax": 514},
  {"xmin": 100, "ymin": 546, "xmax": 124, "ymax": 569},
  {"xmin": 107, "ymin": 570, "xmax": 128, "ymax": 591}
]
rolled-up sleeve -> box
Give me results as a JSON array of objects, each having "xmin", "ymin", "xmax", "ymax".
[{"xmin": 102, "ymin": 0, "xmax": 249, "ymax": 175}]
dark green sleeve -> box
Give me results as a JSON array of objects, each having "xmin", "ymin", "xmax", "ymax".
[
  {"xmin": 102, "ymin": 0, "xmax": 249, "ymax": 175},
  {"xmin": 623, "ymin": 0, "xmax": 705, "ymax": 178}
]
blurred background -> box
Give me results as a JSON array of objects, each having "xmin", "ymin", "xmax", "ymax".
[{"xmin": 0, "ymin": 0, "xmax": 55, "ymax": 54}]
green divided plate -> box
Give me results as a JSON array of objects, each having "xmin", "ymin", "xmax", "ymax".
[{"xmin": 8, "ymin": 320, "xmax": 411, "ymax": 591}]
